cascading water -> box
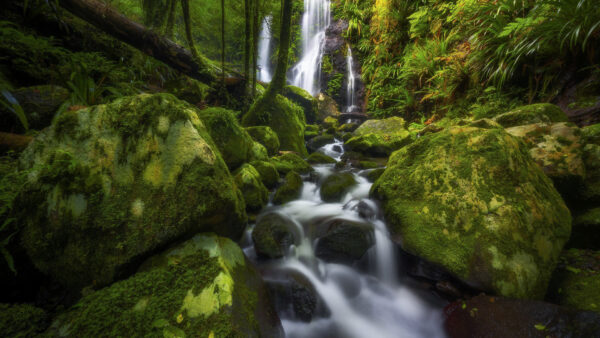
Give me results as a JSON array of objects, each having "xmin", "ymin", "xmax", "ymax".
[
  {"xmin": 258, "ymin": 16, "xmax": 273, "ymax": 83},
  {"xmin": 243, "ymin": 142, "xmax": 447, "ymax": 338},
  {"xmin": 291, "ymin": 0, "xmax": 331, "ymax": 95},
  {"xmin": 345, "ymin": 46, "xmax": 359, "ymax": 113}
]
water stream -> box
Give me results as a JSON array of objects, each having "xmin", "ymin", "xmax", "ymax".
[
  {"xmin": 258, "ymin": 16, "xmax": 273, "ymax": 83},
  {"xmin": 243, "ymin": 142, "xmax": 446, "ymax": 338},
  {"xmin": 345, "ymin": 46, "xmax": 359, "ymax": 113}
]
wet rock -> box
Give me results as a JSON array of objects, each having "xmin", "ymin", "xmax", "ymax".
[
  {"xmin": 569, "ymin": 208, "xmax": 600, "ymax": 249},
  {"xmin": 444, "ymin": 294, "xmax": 600, "ymax": 338},
  {"xmin": 252, "ymin": 213, "xmax": 300, "ymax": 258},
  {"xmin": 270, "ymin": 153, "xmax": 312, "ymax": 175},
  {"xmin": 250, "ymin": 160, "xmax": 280, "ymax": 189},
  {"xmin": 307, "ymin": 134, "xmax": 336, "ymax": 152},
  {"xmin": 345, "ymin": 117, "xmax": 413, "ymax": 156},
  {"xmin": 16, "ymin": 94, "xmax": 247, "ymax": 289},
  {"xmin": 356, "ymin": 161, "xmax": 379, "ymax": 169},
  {"xmin": 347, "ymin": 200, "xmax": 378, "ymax": 220},
  {"xmin": 0, "ymin": 303, "xmax": 48, "ymax": 337},
  {"xmin": 234, "ymin": 164, "xmax": 269, "ymax": 212},
  {"xmin": 493, "ymin": 103, "xmax": 568, "ymax": 128},
  {"xmin": 372, "ymin": 126, "xmax": 571, "ymax": 299},
  {"xmin": 48, "ymin": 234, "xmax": 283, "ymax": 337},
  {"xmin": 337, "ymin": 123, "xmax": 359, "ymax": 133},
  {"xmin": 364, "ymin": 168, "xmax": 385, "ymax": 183},
  {"xmin": 307, "ymin": 152, "xmax": 337, "ymax": 164},
  {"xmin": 320, "ymin": 172, "xmax": 357, "ymax": 202},
  {"xmin": 332, "ymin": 144, "xmax": 343, "ymax": 153},
  {"xmin": 323, "ymin": 116, "xmax": 340, "ymax": 131},
  {"xmin": 284, "ymin": 86, "xmax": 318, "ymax": 124},
  {"xmin": 314, "ymin": 219, "xmax": 374, "ymax": 264},
  {"xmin": 304, "ymin": 124, "xmax": 320, "ymax": 140},
  {"xmin": 0, "ymin": 85, "xmax": 69, "ymax": 131},
  {"xmin": 316, "ymin": 93, "xmax": 341, "ymax": 123},
  {"xmin": 547, "ymin": 249, "xmax": 600, "ymax": 313},
  {"xmin": 246, "ymin": 126, "xmax": 281, "ymax": 156},
  {"xmin": 273, "ymin": 171, "xmax": 304, "ymax": 205}
]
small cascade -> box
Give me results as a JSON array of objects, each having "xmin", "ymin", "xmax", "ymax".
[
  {"xmin": 345, "ymin": 46, "xmax": 359, "ymax": 113},
  {"xmin": 291, "ymin": 0, "xmax": 331, "ymax": 95},
  {"xmin": 258, "ymin": 16, "xmax": 272, "ymax": 83}
]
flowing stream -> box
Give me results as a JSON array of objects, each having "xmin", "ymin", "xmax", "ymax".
[
  {"xmin": 243, "ymin": 142, "xmax": 446, "ymax": 338},
  {"xmin": 258, "ymin": 16, "xmax": 273, "ymax": 83}
]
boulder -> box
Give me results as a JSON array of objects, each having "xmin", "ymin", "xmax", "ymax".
[
  {"xmin": 569, "ymin": 208, "xmax": 600, "ymax": 249},
  {"xmin": 493, "ymin": 103, "xmax": 568, "ymax": 128},
  {"xmin": 283, "ymin": 86, "xmax": 318, "ymax": 124},
  {"xmin": 547, "ymin": 249, "xmax": 600, "ymax": 313},
  {"xmin": 364, "ymin": 168, "xmax": 385, "ymax": 183},
  {"xmin": 322, "ymin": 116, "xmax": 339, "ymax": 131},
  {"xmin": 505, "ymin": 122, "xmax": 585, "ymax": 197},
  {"xmin": 316, "ymin": 93, "xmax": 341, "ymax": 122},
  {"xmin": 249, "ymin": 160, "xmax": 280, "ymax": 189},
  {"xmin": 47, "ymin": 234, "xmax": 283, "ymax": 337},
  {"xmin": 314, "ymin": 219, "xmax": 374, "ymax": 264},
  {"xmin": 320, "ymin": 173, "xmax": 357, "ymax": 202},
  {"xmin": 444, "ymin": 294, "xmax": 600, "ymax": 338},
  {"xmin": 372, "ymin": 126, "xmax": 571, "ymax": 299},
  {"xmin": 306, "ymin": 152, "xmax": 337, "ymax": 164},
  {"xmin": 197, "ymin": 107, "xmax": 255, "ymax": 170},
  {"xmin": 15, "ymin": 94, "xmax": 247, "ymax": 289},
  {"xmin": 234, "ymin": 164, "xmax": 269, "ymax": 212},
  {"xmin": 246, "ymin": 126, "xmax": 280, "ymax": 156},
  {"xmin": 270, "ymin": 153, "xmax": 312, "ymax": 175},
  {"xmin": 304, "ymin": 124, "xmax": 320, "ymax": 140},
  {"xmin": 0, "ymin": 303, "xmax": 47, "ymax": 337},
  {"xmin": 345, "ymin": 117, "xmax": 413, "ymax": 156},
  {"xmin": 242, "ymin": 94, "xmax": 307, "ymax": 156},
  {"xmin": 249, "ymin": 141, "xmax": 269, "ymax": 162},
  {"xmin": 307, "ymin": 134, "xmax": 335, "ymax": 152},
  {"xmin": 337, "ymin": 122, "xmax": 359, "ymax": 133},
  {"xmin": 273, "ymin": 171, "xmax": 303, "ymax": 205},
  {"xmin": 252, "ymin": 213, "xmax": 300, "ymax": 258}
]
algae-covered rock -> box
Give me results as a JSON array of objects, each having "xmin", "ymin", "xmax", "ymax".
[
  {"xmin": 47, "ymin": 234, "xmax": 283, "ymax": 337},
  {"xmin": 252, "ymin": 213, "xmax": 299, "ymax": 258},
  {"xmin": 250, "ymin": 160, "xmax": 280, "ymax": 189},
  {"xmin": 569, "ymin": 208, "xmax": 600, "ymax": 250},
  {"xmin": 365, "ymin": 168, "xmax": 385, "ymax": 183},
  {"xmin": 506, "ymin": 122, "xmax": 585, "ymax": 197},
  {"xmin": 323, "ymin": 116, "xmax": 339, "ymax": 130},
  {"xmin": 582, "ymin": 123, "xmax": 600, "ymax": 145},
  {"xmin": 0, "ymin": 303, "xmax": 47, "ymax": 337},
  {"xmin": 234, "ymin": 164, "xmax": 269, "ymax": 212},
  {"xmin": 372, "ymin": 126, "xmax": 571, "ymax": 299},
  {"xmin": 246, "ymin": 126, "xmax": 281, "ymax": 156},
  {"xmin": 345, "ymin": 117, "xmax": 413, "ymax": 156},
  {"xmin": 304, "ymin": 124, "xmax": 320, "ymax": 140},
  {"xmin": 16, "ymin": 94, "xmax": 247, "ymax": 289},
  {"xmin": 320, "ymin": 173, "xmax": 357, "ymax": 202},
  {"xmin": 242, "ymin": 94, "xmax": 307, "ymax": 156},
  {"xmin": 314, "ymin": 219, "xmax": 374, "ymax": 264},
  {"xmin": 337, "ymin": 122, "xmax": 359, "ymax": 133},
  {"xmin": 284, "ymin": 86, "xmax": 318, "ymax": 124},
  {"xmin": 547, "ymin": 249, "xmax": 600, "ymax": 313},
  {"xmin": 197, "ymin": 107, "xmax": 256, "ymax": 170},
  {"xmin": 249, "ymin": 141, "xmax": 269, "ymax": 162},
  {"xmin": 163, "ymin": 75, "xmax": 210, "ymax": 107},
  {"xmin": 270, "ymin": 153, "xmax": 312, "ymax": 175},
  {"xmin": 493, "ymin": 103, "xmax": 568, "ymax": 128},
  {"xmin": 306, "ymin": 152, "xmax": 337, "ymax": 164},
  {"xmin": 273, "ymin": 171, "xmax": 303, "ymax": 205},
  {"xmin": 307, "ymin": 134, "xmax": 335, "ymax": 152}
]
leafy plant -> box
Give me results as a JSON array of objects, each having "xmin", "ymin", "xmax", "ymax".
[{"xmin": 0, "ymin": 90, "xmax": 29, "ymax": 131}]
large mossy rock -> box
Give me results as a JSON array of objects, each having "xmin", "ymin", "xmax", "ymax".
[
  {"xmin": 15, "ymin": 94, "xmax": 247, "ymax": 289},
  {"xmin": 47, "ymin": 234, "xmax": 283, "ymax": 337},
  {"xmin": 345, "ymin": 117, "xmax": 413, "ymax": 156},
  {"xmin": 372, "ymin": 126, "xmax": 572, "ymax": 299},
  {"xmin": 246, "ymin": 126, "xmax": 281, "ymax": 156},
  {"xmin": 307, "ymin": 134, "xmax": 335, "ymax": 152},
  {"xmin": 505, "ymin": 122, "xmax": 585, "ymax": 197},
  {"xmin": 250, "ymin": 160, "xmax": 280, "ymax": 189},
  {"xmin": 252, "ymin": 213, "xmax": 299, "ymax": 258},
  {"xmin": 547, "ymin": 249, "xmax": 600, "ymax": 313},
  {"xmin": 493, "ymin": 103, "xmax": 568, "ymax": 128},
  {"xmin": 197, "ymin": 107, "xmax": 256, "ymax": 170},
  {"xmin": 242, "ymin": 94, "xmax": 307, "ymax": 157},
  {"xmin": 314, "ymin": 219, "xmax": 374, "ymax": 264},
  {"xmin": 316, "ymin": 93, "xmax": 341, "ymax": 122},
  {"xmin": 273, "ymin": 171, "xmax": 303, "ymax": 205},
  {"xmin": 284, "ymin": 86, "xmax": 318, "ymax": 124},
  {"xmin": 270, "ymin": 153, "xmax": 312, "ymax": 175},
  {"xmin": 234, "ymin": 164, "xmax": 269, "ymax": 212},
  {"xmin": 0, "ymin": 303, "xmax": 48, "ymax": 337},
  {"xmin": 307, "ymin": 152, "xmax": 337, "ymax": 164},
  {"xmin": 320, "ymin": 173, "xmax": 357, "ymax": 203}
]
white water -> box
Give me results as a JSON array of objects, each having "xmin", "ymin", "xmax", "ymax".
[
  {"xmin": 258, "ymin": 16, "xmax": 273, "ymax": 83},
  {"xmin": 245, "ymin": 144, "xmax": 446, "ymax": 338},
  {"xmin": 345, "ymin": 46, "xmax": 359, "ymax": 113},
  {"xmin": 291, "ymin": 0, "xmax": 331, "ymax": 95}
]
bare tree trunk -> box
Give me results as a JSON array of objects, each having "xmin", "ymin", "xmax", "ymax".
[
  {"xmin": 266, "ymin": 0, "xmax": 292, "ymax": 96},
  {"xmin": 57, "ymin": 0, "xmax": 216, "ymax": 84}
]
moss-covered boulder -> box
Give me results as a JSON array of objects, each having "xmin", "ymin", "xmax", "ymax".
[
  {"xmin": 337, "ymin": 122, "xmax": 360, "ymax": 133},
  {"xmin": 320, "ymin": 173, "xmax": 357, "ymax": 203},
  {"xmin": 47, "ymin": 234, "xmax": 283, "ymax": 337},
  {"xmin": 250, "ymin": 160, "xmax": 280, "ymax": 189},
  {"xmin": 0, "ymin": 303, "xmax": 47, "ymax": 337},
  {"xmin": 316, "ymin": 93, "xmax": 341, "ymax": 122},
  {"xmin": 252, "ymin": 213, "xmax": 299, "ymax": 258},
  {"xmin": 365, "ymin": 168, "xmax": 385, "ymax": 183},
  {"xmin": 345, "ymin": 117, "xmax": 413, "ymax": 156},
  {"xmin": 505, "ymin": 122, "xmax": 585, "ymax": 197},
  {"xmin": 306, "ymin": 152, "xmax": 337, "ymax": 164},
  {"xmin": 372, "ymin": 126, "xmax": 572, "ymax": 299},
  {"xmin": 493, "ymin": 103, "xmax": 568, "ymax": 128},
  {"xmin": 249, "ymin": 141, "xmax": 269, "ymax": 162},
  {"xmin": 242, "ymin": 94, "xmax": 307, "ymax": 156},
  {"xmin": 284, "ymin": 86, "xmax": 318, "ymax": 124},
  {"xmin": 548, "ymin": 249, "xmax": 600, "ymax": 313},
  {"xmin": 323, "ymin": 116, "xmax": 339, "ymax": 131},
  {"xmin": 246, "ymin": 126, "xmax": 280, "ymax": 156},
  {"xmin": 16, "ymin": 94, "xmax": 247, "ymax": 289},
  {"xmin": 304, "ymin": 124, "xmax": 320, "ymax": 140},
  {"xmin": 273, "ymin": 171, "xmax": 303, "ymax": 205},
  {"xmin": 314, "ymin": 219, "xmax": 374, "ymax": 264},
  {"xmin": 197, "ymin": 107, "xmax": 255, "ymax": 170},
  {"xmin": 163, "ymin": 76, "xmax": 210, "ymax": 107},
  {"xmin": 307, "ymin": 134, "xmax": 335, "ymax": 152},
  {"xmin": 270, "ymin": 153, "xmax": 312, "ymax": 175},
  {"xmin": 234, "ymin": 164, "xmax": 269, "ymax": 212}
]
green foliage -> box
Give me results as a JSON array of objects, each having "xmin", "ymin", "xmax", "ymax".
[
  {"xmin": 326, "ymin": 72, "xmax": 344, "ymax": 98},
  {"xmin": 0, "ymin": 90, "xmax": 28, "ymax": 131}
]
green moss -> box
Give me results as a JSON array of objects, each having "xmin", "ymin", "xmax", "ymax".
[
  {"xmin": 270, "ymin": 153, "xmax": 312, "ymax": 175},
  {"xmin": 0, "ymin": 303, "xmax": 47, "ymax": 337},
  {"xmin": 246, "ymin": 126, "xmax": 280, "ymax": 156},
  {"xmin": 234, "ymin": 164, "xmax": 269, "ymax": 212},
  {"xmin": 320, "ymin": 173, "xmax": 357, "ymax": 202},
  {"xmin": 307, "ymin": 134, "xmax": 335, "ymax": 151},
  {"xmin": 249, "ymin": 160, "xmax": 280, "ymax": 189},
  {"xmin": 366, "ymin": 168, "xmax": 385, "ymax": 183},
  {"xmin": 273, "ymin": 171, "xmax": 303, "ymax": 205},
  {"xmin": 252, "ymin": 213, "xmax": 297, "ymax": 258},
  {"xmin": 582, "ymin": 123, "xmax": 600, "ymax": 145},
  {"xmin": 284, "ymin": 86, "xmax": 318, "ymax": 124},
  {"xmin": 345, "ymin": 117, "xmax": 413, "ymax": 156},
  {"xmin": 371, "ymin": 126, "xmax": 571, "ymax": 299},
  {"xmin": 493, "ymin": 103, "xmax": 568, "ymax": 128},
  {"xmin": 307, "ymin": 152, "xmax": 337, "ymax": 164}
]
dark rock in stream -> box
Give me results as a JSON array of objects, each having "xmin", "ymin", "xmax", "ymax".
[
  {"xmin": 253, "ymin": 213, "xmax": 300, "ymax": 259},
  {"xmin": 314, "ymin": 219, "xmax": 374, "ymax": 264},
  {"xmin": 320, "ymin": 172, "xmax": 357, "ymax": 202}
]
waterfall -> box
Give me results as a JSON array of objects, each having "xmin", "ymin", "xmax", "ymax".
[
  {"xmin": 345, "ymin": 46, "xmax": 359, "ymax": 113},
  {"xmin": 258, "ymin": 16, "xmax": 272, "ymax": 83},
  {"xmin": 291, "ymin": 0, "xmax": 331, "ymax": 95}
]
